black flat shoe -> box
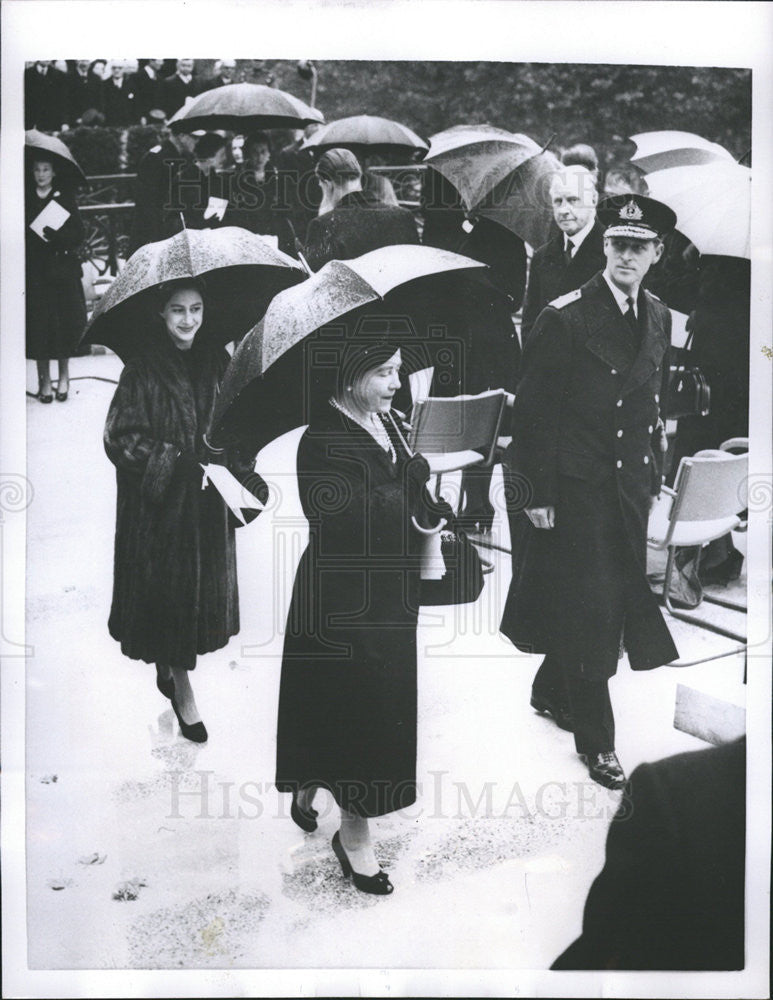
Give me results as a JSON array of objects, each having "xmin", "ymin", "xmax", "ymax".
[
  {"xmin": 291, "ymin": 792, "xmax": 318, "ymax": 833},
  {"xmin": 332, "ymin": 831, "xmax": 393, "ymax": 896},
  {"xmin": 37, "ymin": 391, "xmax": 54, "ymax": 404},
  {"xmin": 530, "ymin": 693, "xmax": 574, "ymax": 732},
  {"xmin": 170, "ymin": 697, "xmax": 208, "ymax": 743},
  {"xmin": 55, "ymin": 389, "xmax": 69, "ymax": 402},
  {"xmin": 580, "ymin": 751, "xmax": 626, "ymax": 790}
]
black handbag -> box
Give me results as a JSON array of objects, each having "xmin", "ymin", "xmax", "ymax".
[
  {"xmin": 666, "ymin": 330, "xmax": 711, "ymax": 419},
  {"xmin": 419, "ymin": 529, "xmax": 487, "ymax": 606}
]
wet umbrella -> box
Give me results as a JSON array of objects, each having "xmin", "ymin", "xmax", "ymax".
[
  {"xmin": 425, "ymin": 125, "xmax": 561, "ymax": 248},
  {"xmin": 630, "ymin": 131, "xmax": 736, "ymax": 173},
  {"xmin": 168, "ymin": 83, "xmax": 324, "ymax": 134},
  {"xmin": 81, "ymin": 226, "xmax": 306, "ymax": 360},
  {"xmin": 25, "ymin": 129, "xmax": 87, "ymax": 187},
  {"xmin": 301, "ymin": 115, "xmax": 428, "ymax": 157},
  {"xmin": 645, "ymin": 161, "xmax": 751, "ymax": 259},
  {"xmin": 208, "ymin": 244, "xmax": 487, "ymax": 449}
]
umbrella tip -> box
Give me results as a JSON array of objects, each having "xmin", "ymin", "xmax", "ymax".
[{"xmin": 540, "ymin": 132, "xmax": 557, "ymax": 155}]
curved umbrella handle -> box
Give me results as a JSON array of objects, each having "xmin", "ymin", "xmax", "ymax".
[{"xmin": 411, "ymin": 515, "xmax": 447, "ymax": 536}]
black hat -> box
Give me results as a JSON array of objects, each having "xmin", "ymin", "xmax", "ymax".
[{"xmin": 598, "ymin": 194, "xmax": 676, "ymax": 239}]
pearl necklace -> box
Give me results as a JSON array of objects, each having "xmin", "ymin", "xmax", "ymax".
[{"xmin": 329, "ymin": 397, "xmax": 397, "ymax": 463}]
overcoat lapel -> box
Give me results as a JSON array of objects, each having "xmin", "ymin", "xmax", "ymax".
[
  {"xmin": 620, "ymin": 290, "xmax": 668, "ymax": 397},
  {"xmin": 581, "ymin": 274, "xmax": 636, "ymax": 373}
]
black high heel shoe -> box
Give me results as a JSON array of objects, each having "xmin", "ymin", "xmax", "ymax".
[
  {"xmin": 331, "ymin": 831, "xmax": 393, "ymax": 896},
  {"xmin": 291, "ymin": 791, "xmax": 319, "ymax": 833},
  {"xmin": 170, "ymin": 696, "xmax": 208, "ymax": 743}
]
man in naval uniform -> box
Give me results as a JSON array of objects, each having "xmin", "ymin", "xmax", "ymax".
[{"xmin": 500, "ymin": 194, "xmax": 679, "ymax": 789}]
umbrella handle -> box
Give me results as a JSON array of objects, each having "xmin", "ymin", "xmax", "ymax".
[{"xmin": 202, "ymin": 431, "xmax": 225, "ymax": 454}]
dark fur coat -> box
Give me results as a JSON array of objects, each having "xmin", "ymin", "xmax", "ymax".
[{"xmin": 104, "ymin": 332, "xmax": 249, "ymax": 669}]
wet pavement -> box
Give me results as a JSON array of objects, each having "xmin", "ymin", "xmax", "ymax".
[{"xmin": 23, "ymin": 353, "xmax": 747, "ymax": 971}]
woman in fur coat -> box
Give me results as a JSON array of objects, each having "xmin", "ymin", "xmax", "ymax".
[{"xmin": 104, "ymin": 278, "xmax": 256, "ymax": 742}]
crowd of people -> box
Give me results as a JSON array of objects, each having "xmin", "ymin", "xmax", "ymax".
[
  {"xmin": 24, "ymin": 66, "xmax": 748, "ymax": 967},
  {"xmin": 24, "ymin": 58, "xmax": 244, "ymax": 130}
]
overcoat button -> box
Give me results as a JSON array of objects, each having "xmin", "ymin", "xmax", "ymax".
[
  {"xmin": 611, "ymin": 369, "xmax": 617, "ymax": 375},
  {"xmin": 654, "ymin": 394, "xmax": 660, "ymax": 403},
  {"xmin": 643, "ymin": 455, "xmax": 650, "ymax": 464},
  {"xmin": 616, "ymin": 399, "xmax": 623, "ymax": 408},
  {"xmin": 616, "ymin": 460, "xmax": 623, "ymax": 469},
  {"xmin": 648, "ymin": 425, "xmax": 653, "ymax": 433},
  {"xmin": 617, "ymin": 429, "xmax": 623, "ymax": 437}
]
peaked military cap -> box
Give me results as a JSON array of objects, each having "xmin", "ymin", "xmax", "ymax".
[{"xmin": 598, "ymin": 194, "xmax": 676, "ymax": 240}]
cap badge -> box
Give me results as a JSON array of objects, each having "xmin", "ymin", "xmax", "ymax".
[{"xmin": 619, "ymin": 199, "xmax": 643, "ymax": 221}]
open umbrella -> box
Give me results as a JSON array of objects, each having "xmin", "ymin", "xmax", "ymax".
[
  {"xmin": 645, "ymin": 161, "xmax": 751, "ymax": 259},
  {"xmin": 168, "ymin": 83, "xmax": 324, "ymax": 134},
  {"xmin": 425, "ymin": 125, "xmax": 561, "ymax": 248},
  {"xmin": 82, "ymin": 226, "xmax": 306, "ymax": 360},
  {"xmin": 301, "ymin": 115, "xmax": 428, "ymax": 156},
  {"xmin": 25, "ymin": 129, "xmax": 87, "ymax": 187},
  {"xmin": 630, "ymin": 131, "xmax": 736, "ymax": 173},
  {"xmin": 208, "ymin": 244, "xmax": 487, "ymax": 448}
]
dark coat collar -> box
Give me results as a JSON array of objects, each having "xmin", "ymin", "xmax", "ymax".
[
  {"xmin": 579, "ymin": 272, "xmax": 667, "ymax": 395},
  {"xmin": 543, "ymin": 219, "xmax": 605, "ymax": 263}
]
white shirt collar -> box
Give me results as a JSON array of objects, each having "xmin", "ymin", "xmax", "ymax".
[
  {"xmin": 602, "ymin": 270, "xmax": 638, "ymax": 316},
  {"xmin": 178, "ymin": 72, "xmax": 192, "ymax": 84},
  {"xmin": 566, "ymin": 214, "xmax": 597, "ymax": 255},
  {"xmin": 145, "ymin": 66, "xmax": 156, "ymax": 79}
]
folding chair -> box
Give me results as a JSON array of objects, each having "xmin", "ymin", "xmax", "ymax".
[
  {"xmin": 647, "ymin": 450, "xmax": 748, "ymax": 643},
  {"xmin": 409, "ymin": 390, "xmax": 507, "ymax": 509}
]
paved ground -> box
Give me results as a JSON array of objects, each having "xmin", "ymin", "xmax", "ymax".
[{"xmin": 23, "ymin": 354, "xmax": 747, "ymax": 973}]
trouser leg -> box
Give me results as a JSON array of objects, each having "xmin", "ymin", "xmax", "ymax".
[
  {"xmin": 564, "ymin": 671, "xmax": 615, "ymax": 755},
  {"xmin": 532, "ymin": 652, "xmax": 569, "ymax": 706}
]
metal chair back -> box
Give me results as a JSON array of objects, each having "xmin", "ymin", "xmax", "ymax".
[
  {"xmin": 409, "ymin": 390, "xmax": 507, "ymax": 466},
  {"xmin": 670, "ymin": 452, "xmax": 748, "ymax": 527}
]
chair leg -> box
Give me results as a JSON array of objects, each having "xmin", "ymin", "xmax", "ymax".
[
  {"xmin": 702, "ymin": 593, "xmax": 747, "ymax": 613},
  {"xmin": 663, "ymin": 546, "xmax": 746, "ymax": 643}
]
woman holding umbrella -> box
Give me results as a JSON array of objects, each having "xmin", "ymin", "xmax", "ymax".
[
  {"xmin": 103, "ymin": 278, "xmax": 251, "ymax": 740},
  {"xmin": 275, "ymin": 333, "xmax": 444, "ymax": 894},
  {"xmin": 91, "ymin": 227, "xmax": 305, "ymax": 742},
  {"xmin": 25, "ymin": 136, "xmax": 87, "ymax": 402}
]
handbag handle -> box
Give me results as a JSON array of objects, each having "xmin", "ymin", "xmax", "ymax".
[{"xmin": 411, "ymin": 515, "xmax": 447, "ymax": 536}]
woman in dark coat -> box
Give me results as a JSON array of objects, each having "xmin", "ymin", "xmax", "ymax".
[
  {"xmin": 25, "ymin": 155, "xmax": 87, "ymax": 402},
  {"xmin": 104, "ymin": 278, "xmax": 254, "ymax": 742},
  {"xmin": 275, "ymin": 339, "xmax": 442, "ymax": 895},
  {"xmin": 229, "ymin": 131, "xmax": 296, "ymax": 256}
]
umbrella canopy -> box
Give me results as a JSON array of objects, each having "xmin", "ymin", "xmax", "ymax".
[
  {"xmin": 645, "ymin": 162, "xmax": 751, "ymax": 259},
  {"xmin": 301, "ymin": 115, "xmax": 428, "ymax": 156},
  {"xmin": 630, "ymin": 131, "xmax": 736, "ymax": 173},
  {"xmin": 424, "ymin": 125, "xmax": 561, "ymax": 247},
  {"xmin": 168, "ymin": 83, "xmax": 324, "ymax": 134},
  {"xmin": 25, "ymin": 129, "xmax": 87, "ymax": 187},
  {"xmin": 209, "ymin": 244, "xmax": 487, "ymax": 448},
  {"xmin": 82, "ymin": 227, "xmax": 306, "ymax": 360}
]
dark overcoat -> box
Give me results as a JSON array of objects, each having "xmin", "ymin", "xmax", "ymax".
[
  {"xmin": 104, "ymin": 333, "xmax": 247, "ymax": 670},
  {"xmin": 160, "ymin": 73, "xmax": 200, "ymax": 119},
  {"xmin": 24, "ymin": 65, "xmax": 69, "ymax": 131},
  {"xmin": 129, "ymin": 140, "xmax": 191, "ymax": 253},
  {"xmin": 129, "ymin": 68, "xmax": 163, "ymax": 122},
  {"xmin": 520, "ymin": 220, "xmax": 606, "ymax": 344},
  {"xmin": 552, "ymin": 738, "xmax": 745, "ymax": 970},
  {"xmin": 25, "ymin": 185, "xmax": 87, "ymax": 361},
  {"xmin": 501, "ymin": 272, "xmax": 678, "ymax": 677},
  {"xmin": 101, "ymin": 78, "xmax": 137, "ymax": 127},
  {"xmin": 276, "ymin": 407, "xmax": 427, "ymax": 817},
  {"xmin": 303, "ymin": 189, "xmax": 420, "ymax": 271},
  {"xmin": 66, "ymin": 71, "xmax": 105, "ymax": 125}
]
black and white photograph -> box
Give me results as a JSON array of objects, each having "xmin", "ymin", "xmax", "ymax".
[{"xmin": 1, "ymin": 2, "xmax": 771, "ymax": 997}]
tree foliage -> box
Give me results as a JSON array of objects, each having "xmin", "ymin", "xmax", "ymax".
[{"xmin": 244, "ymin": 60, "xmax": 751, "ymax": 167}]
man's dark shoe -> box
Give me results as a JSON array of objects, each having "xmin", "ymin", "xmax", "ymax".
[
  {"xmin": 530, "ymin": 693, "xmax": 574, "ymax": 732},
  {"xmin": 580, "ymin": 751, "xmax": 626, "ymax": 790}
]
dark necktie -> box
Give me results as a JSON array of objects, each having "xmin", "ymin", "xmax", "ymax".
[
  {"xmin": 564, "ymin": 240, "xmax": 574, "ymax": 267},
  {"xmin": 624, "ymin": 296, "xmax": 639, "ymax": 344}
]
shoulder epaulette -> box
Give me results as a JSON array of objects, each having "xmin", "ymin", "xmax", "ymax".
[{"xmin": 548, "ymin": 288, "xmax": 582, "ymax": 309}]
